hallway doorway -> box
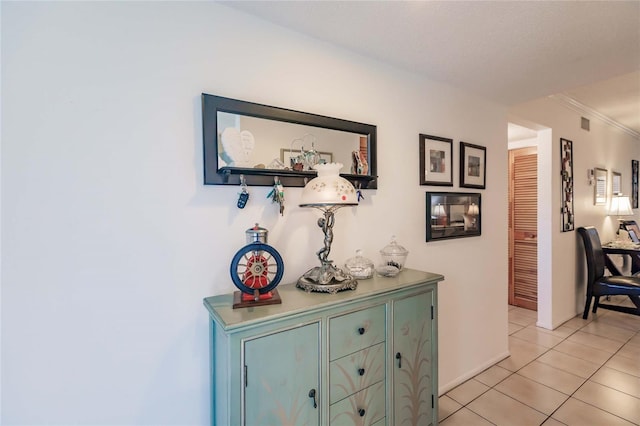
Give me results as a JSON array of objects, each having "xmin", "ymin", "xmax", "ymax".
[{"xmin": 509, "ymin": 146, "xmax": 538, "ymax": 310}]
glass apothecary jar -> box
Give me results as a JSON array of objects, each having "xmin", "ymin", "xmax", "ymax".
[
  {"xmin": 344, "ymin": 249, "xmax": 374, "ymax": 279},
  {"xmin": 380, "ymin": 236, "xmax": 409, "ymax": 271}
]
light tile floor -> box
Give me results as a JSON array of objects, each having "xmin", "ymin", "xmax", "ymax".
[{"xmin": 440, "ymin": 297, "xmax": 640, "ymax": 425}]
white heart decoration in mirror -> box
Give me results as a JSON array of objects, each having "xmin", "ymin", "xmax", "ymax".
[{"xmin": 221, "ymin": 128, "xmax": 255, "ymax": 168}]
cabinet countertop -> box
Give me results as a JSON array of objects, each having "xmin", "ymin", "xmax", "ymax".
[{"xmin": 203, "ymin": 268, "xmax": 444, "ymax": 331}]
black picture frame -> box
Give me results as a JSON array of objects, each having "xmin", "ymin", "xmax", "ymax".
[
  {"xmin": 632, "ymin": 160, "xmax": 638, "ymax": 209},
  {"xmin": 560, "ymin": 138, "xmax": 574, "ymax": 232},
  {"xmin": 460, "ymin": 142, "xmax": 487, "ymax": 189},
  {"xmin": 426, "ymin": 192, "xmax": 481, "ymax": 241},
  {"xmin": 419, "ymin": 134, "xmax": 453, "ymax": 186}
]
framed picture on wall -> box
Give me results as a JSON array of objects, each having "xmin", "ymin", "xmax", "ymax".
[
  {"xmin": 560, "ymin": 138, "xmax": 574, "ymax": 232},
  {"xmin": 632, "ymin": 160, "xmax": 638, "ymax": 209},
  {"xmin": 460, "ymin": 142, "xmax": 486, "ymax": 189},
  {"xmin": 594, "ymin": 167, "xmax": 608, "ymax": 205},
  {"xmin": 612, "ymin": 171, "xmax": 622, "ymax": 195},
  {"xmin": 419, "ymin": 134, "xmax": 453, "ymax": 186}
]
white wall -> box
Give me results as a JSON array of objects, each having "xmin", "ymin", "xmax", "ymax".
[
  {"xmin": 1, "ymin": 2, "xmax": 508, "ymax": 424},
  {"xmin": 510, "ymin": 98, "xmax": 640, "ymax": 328}
]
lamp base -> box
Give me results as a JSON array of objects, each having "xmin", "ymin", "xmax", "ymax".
[{"xmin": 296, "ymin": 263, "xmax": 357, "ymax": 294}]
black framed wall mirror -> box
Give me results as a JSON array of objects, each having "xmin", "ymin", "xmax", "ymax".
[
  {"xmin": 426, "ymin": 192, "xmax": 482, "ymax": 241},
  {"xmin": 202, "ymin": 94, "xmax": 377, "ymax": 188}
]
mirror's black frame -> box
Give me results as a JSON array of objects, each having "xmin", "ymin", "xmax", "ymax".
[
  {"xmin": 202, "ymin": 94, "xmax": 377, "ymax": 188},
  {"xmin": 425, "ymin": 191, "xmax": 481, "ymax": 241}
]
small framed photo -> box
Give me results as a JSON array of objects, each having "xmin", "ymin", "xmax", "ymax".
[
  {"xmin": 460, "ymin": 142, "xmax": 486, "ymax": 189},
  {"xmin": 419, "ymin": 134, "xmax": 453, "ymax": 186},
  {"xmin": 594, "ymin": 167, "xmax": 607, "ymax": 205},
  {"xmin": 612, "ymin": 170, "xmax": 622, "ymax": 195}
]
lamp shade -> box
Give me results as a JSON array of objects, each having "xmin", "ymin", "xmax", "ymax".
[
  {"xmin": 608, "ymin": 195, "xmax": 634, "ymax": 216},
  {"xmin": 300, "ymin": 163, "xmax": 358, "ymax": 207},
  {"xmin": 467, "ymin": 203, "xmax": 479, "ymax": 215},
  {"xmin": 433, "ymin": 204, "xmax": 446, "ymax": 216}
]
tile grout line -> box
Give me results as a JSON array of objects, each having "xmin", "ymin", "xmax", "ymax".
[
  {"xmin": 441, "ymin": 304, "xmax": 640, "ymax": 425},
  {"xmin": 443, "ymin": 307, "xmax": 640, "ymax": 425},
  {"xmin": 479, "ymin": 317, "xmax": 584, "ymax": 424},
  {"xmin": 544, "ymin": 323, "xmax": 639, "ymax": 424}
]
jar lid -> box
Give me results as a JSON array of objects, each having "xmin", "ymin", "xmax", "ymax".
[
  {"xmin": 246, "ymin": 223, "xmax": 268, "ymax": 243},
  {"xmin": 380, "ymin": 236, "xmax": 409, "ymax": 256},
  {"xmin": 345, "ymin": 249, "xmax": 374, "ymax": 268}
]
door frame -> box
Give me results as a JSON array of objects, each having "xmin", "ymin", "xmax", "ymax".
[
  {"xmin": 508, "ymin": 122, "xmax": 553, "ymax": 329},
  {"xmin": 509, "ymin": 146, "xmax": 538, "ymax": 310}
]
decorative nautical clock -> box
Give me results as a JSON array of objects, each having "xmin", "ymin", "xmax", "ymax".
[{"xmin": 230, "ymin": 224, "xmax": 284, "ymax": 309}]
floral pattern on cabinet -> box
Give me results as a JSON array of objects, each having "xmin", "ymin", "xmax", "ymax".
[
  {"xmin": 393, "ymin": 291, "xmax": 435, "ymax": 426},
  {"xmin": 244, "ymin": 322, "xmax": 320, "ymax": 426},
  {"xmin": 329, "ymin": 380, "xmax": 386, "ymax": 425},
  {"xmin": 330, "ymin": 343, "xmax": 385, "ymax": 403}
]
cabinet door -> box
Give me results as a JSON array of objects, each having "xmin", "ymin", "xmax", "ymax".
[
  {"xmin": 392, "ymin": 290, "xmax": 435, "ymax": 426},
  {"xmin": 244, "ymin": 323, "xmax": 320, "ymax": 426}
]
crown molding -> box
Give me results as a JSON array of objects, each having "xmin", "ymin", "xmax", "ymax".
[{"xmin": 549, "ymin": 93, "xmax": 640, "ymax": 140}]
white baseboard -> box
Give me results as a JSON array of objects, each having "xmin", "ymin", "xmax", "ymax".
[{"xmin": 438, "ymin": 350, "xmax": 511, "ymax": 395}]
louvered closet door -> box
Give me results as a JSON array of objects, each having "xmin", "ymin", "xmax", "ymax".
[{"xmin": 509, "ymin": 147, "xmax": 538, "ymax": 310}]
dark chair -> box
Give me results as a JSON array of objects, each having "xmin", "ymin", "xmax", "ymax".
[
  {"xmin": 577, "ymin": 226, "xmax": 640, "ymax": 319},
  {"xmin": 621, "ymin": 220, "xmax": 640, "ymax": 243}
]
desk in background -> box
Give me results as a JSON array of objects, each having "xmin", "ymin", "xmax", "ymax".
[{"xmin": 602, "ymin": 241, "xmax": 640, "ymax": 275}]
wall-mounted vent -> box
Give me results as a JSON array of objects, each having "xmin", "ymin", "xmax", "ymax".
[{"xmin": 581, "ymin": 117, "xmax": 590, "ymax": 131}]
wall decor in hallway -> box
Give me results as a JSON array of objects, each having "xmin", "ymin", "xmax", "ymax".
[
  {"xmin": 632, "ymin": 159, "xmax": 638, "ymax": 208},
  {"xmin": 560, "ymin": 138, "xmax": 574, "ymax": 232}
]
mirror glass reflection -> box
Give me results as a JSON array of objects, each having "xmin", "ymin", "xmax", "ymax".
[
  {"xmin": 426, "ymin": 192, "xmax": 482, "ymax": 241},
  {"xmin": 217, "ymin": 112, "xmax": 367, "ymax": 173}
]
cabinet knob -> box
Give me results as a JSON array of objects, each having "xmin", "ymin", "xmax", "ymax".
[
  {"xmin": 358, "ymin": 408, "xmax": 366, "ymax": 417},
  {"xmin": 358, "ymin": 368, "xmax": 365, "ymax": 376},
  {"xmin": 396, "ymin": 352, "xmax": 402, "ymax": 368},
  {"xmin": 358, "ymin": 327, "xmax": 365, "ymax": 335},
  {"xmin": 308, "ymin": 389, "xmax": 317, "ymax": 409}
]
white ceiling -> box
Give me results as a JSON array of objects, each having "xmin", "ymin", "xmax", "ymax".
[{"xmin": 222, "ymin": 1, "xmax": 640, "ymax": 136}]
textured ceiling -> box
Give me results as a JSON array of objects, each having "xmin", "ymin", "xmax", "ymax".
[
  {"xmin": 563, "ymin": 71, "xmax": 640, "ymax": 135},
  {"xmin": 223, "ymin": 1, "xmax": 640, "ymax": 135}
]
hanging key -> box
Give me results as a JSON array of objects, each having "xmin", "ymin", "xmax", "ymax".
[
  {"xmin": 237, "ymin": 175, "xmax": 250, "ymax": 209},
  {"xmin": 267, "ymin": 177, "xmax": 285, "ymax": 216}
]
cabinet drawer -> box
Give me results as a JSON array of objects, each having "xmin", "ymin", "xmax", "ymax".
[
  {"xmin": 330, "ymin": 342, "xmax": 385, "ymax": 404},
  {"xmin": 329, "ymin": 305, "xmax": 386, "ymax": 360},
  {"xmin": 329, "ymin": 380, "xmax": 385, "ymax": 425}
]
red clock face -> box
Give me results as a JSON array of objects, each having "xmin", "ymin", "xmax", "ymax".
[
  {"xmin": 242, "ymin": 254, "xmax": 270, "ymax": 289},
  {"xmin": 230, "ymin": 243, "xmax": 284, "ymax": 295}
]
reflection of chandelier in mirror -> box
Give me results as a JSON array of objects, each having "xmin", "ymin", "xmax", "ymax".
[{"xmin": 289, "ymin": 134, "xmax": 320, "ymax": 171}]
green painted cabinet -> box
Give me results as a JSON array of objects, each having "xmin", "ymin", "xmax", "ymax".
[
  {"xmin": 392, "ymin": 291, "xmax": 436, "ymax": 426},
  {"xmin": 203, "ymin": 268, "xmax": 443, "ymax": 426},
  {"xmin": 245, "ymin": 323, "xmax": 320, "ymax": 425}
]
